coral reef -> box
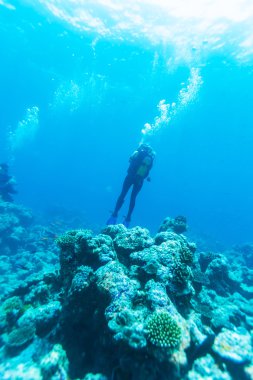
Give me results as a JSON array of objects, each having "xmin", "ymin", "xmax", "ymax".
[
  {"xmin": 0, "ymin": 200, "xmax": 33, "ymax": 253},
  {"xmin": 0, "ymin": 209, "xmax": 253, "ymax": 380},
  {"xmin": 0, "ymin": 200, "xmax": 60, "ymax": 302}
]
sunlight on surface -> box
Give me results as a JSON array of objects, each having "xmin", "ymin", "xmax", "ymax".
[
  {"xmin": 0, "ymin": 0, "xmax": 15, "ymax": 10},
  {"xmin": 20, "ymin": 0, "xmax": 253, "ymax": 64}
]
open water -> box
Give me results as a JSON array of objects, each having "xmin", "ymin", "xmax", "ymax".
[{"xmin": 1, "ymin": 0, "xmax": 253, "ymax": 245}]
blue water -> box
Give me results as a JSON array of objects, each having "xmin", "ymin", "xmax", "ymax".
[{"xmin": 1, "ymin": 0, "xmax": 253, "ymax": 245}]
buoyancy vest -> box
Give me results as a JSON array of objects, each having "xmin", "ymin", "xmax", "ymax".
[
  {"xmin": 136, "ymin": 155, "xmax": 153, "ymax": 177},
  {"xmin": 128, "ymin": 151, "xmax": 153, "ymax": 178}
]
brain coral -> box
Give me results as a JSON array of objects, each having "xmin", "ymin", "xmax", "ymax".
[{"xmin": 146, "ymin": 311, "xmax": 181, "ymax": 348}]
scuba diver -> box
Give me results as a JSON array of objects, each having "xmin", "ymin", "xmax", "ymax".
[
  {"xmin": 0, "ymin": 163, "xmax": 17, "ymax": 202},
  {"xmin": 107, "ymin": 143, "xmax": 155, "ymax": 228}
]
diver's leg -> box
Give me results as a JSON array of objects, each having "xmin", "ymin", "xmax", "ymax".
[
  {"xmin": 125, "ymin": 179, "xmax": 143, "ymax": 223},
  {"xmin": 112, "ymin": 175, "xmax": 133, "ymax": 217}
]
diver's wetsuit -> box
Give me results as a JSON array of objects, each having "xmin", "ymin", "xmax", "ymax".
[
  {"xmin": 113, "ymin": 174, "xmax": 143, "ymax": 222},
  {"xmin": 112, "ymin": 148, "xmax": 154, "ymax": 223}
]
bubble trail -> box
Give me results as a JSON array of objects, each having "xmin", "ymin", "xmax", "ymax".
[
  {"xmin": 8, "ymin": 106, "xmax": 39, "ymax": 152},
  {"xmin": 141, "ymin": 67, "xmax": 203, "ymax": 138}
]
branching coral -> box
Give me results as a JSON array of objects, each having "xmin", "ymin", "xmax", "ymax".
[{"xmin": 146, "ymin": 311, "xmax": 181, "ymax": 348}]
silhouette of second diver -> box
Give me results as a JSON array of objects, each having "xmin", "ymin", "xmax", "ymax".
[{"xmin": 0, "ymin": 163, "xmax": 17, "ymax": 202}]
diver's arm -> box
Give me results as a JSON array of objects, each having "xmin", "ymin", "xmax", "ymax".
[
  {"xmin": 129, "ymin": 150, "xmax": 139, "ymax": 162},
  {"xmin": 145, "ymin": 158, "xmax": 154, "ymax": 180}
]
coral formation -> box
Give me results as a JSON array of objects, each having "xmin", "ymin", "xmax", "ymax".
[
  {"xmin": 56, "ymin": 233, "xmax": 77, "ymax": 251},
  {"xmin": 5, "ymin": 324, "xmax": 36, "ymax": 350},
  {"xmin": 40, "ymin": 344, "xmax": 69, "ymax": 380},
  {"xmin": 1, "ymin": 209, "xmax": 253, "ymax": 380},
  {"xmin": 212, "ymin": 328, "xmax": 253, "ymax": 364},
  {"xmin": 0, "ymin": 200, "xmax": 33, "ymax": 253},
  {"xmin": 159, "ymin": 216, "xmax": 188, "ymax": 234},
  {"xmin": 187, "ymin": 354, "xmax": 232, "ymax": 380}
]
